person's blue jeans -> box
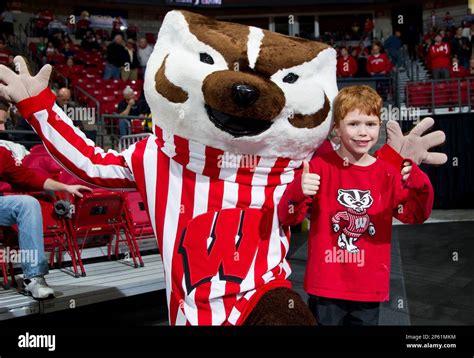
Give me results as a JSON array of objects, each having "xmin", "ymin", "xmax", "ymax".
[
  {"xmin": 0, "ymin": 195, "xmax": 49, "ymax": 279},
  {"xmin": 119, "ymin": 118, "xmax": 131, "ymax": 137},
  {"xmin": 103, "ymin": 63, "xmax": 121, "ymax": 80}
]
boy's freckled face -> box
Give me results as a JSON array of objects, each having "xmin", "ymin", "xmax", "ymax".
[{"xmin": 335, "ymin": 109, "xmax": 380, "ymax": 155}]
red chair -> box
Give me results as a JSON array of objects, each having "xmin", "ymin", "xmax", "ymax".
[
  {"xmin": 65, "ymin": 191, "xmax": 142, "ymax": 276},
  {"xmin": 32, "ymin": 192, "xmax": 81, "ymax": 277},
  {"xmin": 131, "ymin": 119, "xmax": 144, "ymax": 134},
  {"xmin": 407, "ymin": 83, "xmax": 432, "ymax": 108},
  {"xmin": 433, "ymin": 82, "xmax": 450, "ymax": 107},
  {"xmin": 123, "ymin": 191, "xmax": 154, "ymax": 243},
  {"xmin": 448, "ymin": 80, "xmax": 468, "ymax": 107}
]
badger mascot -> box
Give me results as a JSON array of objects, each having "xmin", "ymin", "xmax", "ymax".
[{"xmin": 0, "ymin": 11, "xmax": 446, "ymax": 325}]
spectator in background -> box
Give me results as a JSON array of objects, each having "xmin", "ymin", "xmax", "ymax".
[
  {"xmin": 366, "ymin": 41, "xmax": 393, "ymax": 76},
  {"xmin": 33, "ymin": 9, "xmax": 53, "ymax": 37},
  {"xmin": 117, "ymin": 86, "xmax": 139, "ymax": 137},
  {"xmin": 451, "ymin": 27, "xmax": 470, "ymax": 69},
  {"xmin": 111, "ymin": 16, "xmax": 124, "ymax": 38},
  {"xmin": 362, "ymin": 18, "xmax": 374, "ymax": 40},
  {"xmin": 0, "ymin": 97, "xmax": 12, "ymax": 140},
  {"xmin": 0, "ymin": 145, "xmax": 92, "ymax": 300},
  {"xmin": 336, "ymin": 47, "xmax": 357, "ymax": 77},
  {"xmin": 61, "ymin": 42, "xmax": 74, "ymax": 58},
  {"xmin": 81, "ymin": 29, "xmax": 99, "ymax": 51},
  {"xmin": 469, "ymin": 58, "xmax": 474, "ymax": 76},
  {"xmin": 462, "ymin": 8, "xmax": 474, "ymax": 29},
  {"xmin": 36, "ymin": 36, "xmax": 47, "ymax": 55},
  {"xmin": 449, "ymin": 57, "xmax": 469, "ymax": 78},
  {"xmin": 428, "ymin": 33, "xmax": 451, "ymax": 80},
  {"xmin": 0, "ymin": 4, "xmax": 14, "ymax": 41},
  {"xmin": 75, "ymin": 11, "xmax": 91, "ymax": 40},
  {"xmin": 137, "ymin": 37, "xmax": 153, "ymax": 72},
  {"xmin": 384, "ymin": 30, "xmax": 402, "ymax": 67},
  {"xmin": 121, "ymin": 38, "xmax": 139, "ymax": 81},
  {"xmin": 444, "ymin": 12, "xmax": 455, "ymax": 30},
  {"xmin": 103, "ymin": 34, "xmax": 126, "ymax": 80},
  {"xmin": 0, "ymin": 39, "xmax": 11, "ymax": 65}
]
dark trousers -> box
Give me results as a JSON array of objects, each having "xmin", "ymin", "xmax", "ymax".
[{"xmin": 308, "ymin": 294, "xmax": 380, "ymax": 326}]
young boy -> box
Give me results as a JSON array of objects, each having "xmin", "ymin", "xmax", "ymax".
[{"xmin": 278, "ymin": 85, "xmax": 434, "ymax": 326}]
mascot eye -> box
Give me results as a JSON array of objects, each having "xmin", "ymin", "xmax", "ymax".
[
  {"xmin": 200, "ymin": 53, "xmax": 214, "ymax": 65},
  {"xmin": 283, "ymin": 73, "xmax": 299, "ymax": 83}
]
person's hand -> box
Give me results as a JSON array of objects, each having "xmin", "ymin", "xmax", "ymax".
[
  {"xmin": 301, "ymin": 160, "xmax": 320, "ymax": 196},
  {"xmin": 386, "ymin": 117, "xmax": 447, "ymax": 165},
  {"xmin": 0, "ymin": 56, "xmax": 52, "ymax": 103},
  {"xmin": 128, "ymin": 98, "xmax": 136, "ymax": 106},
  {"xmin": 63, "ymin": 184, "xmax": 93, "ymax": 198},
  {"xmin": 401, "ymin": 160, "xmax": 412, "ymax": 181}
]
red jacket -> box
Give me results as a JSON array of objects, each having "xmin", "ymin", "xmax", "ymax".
[
  {"xmin": 0, "ymin": 147, "xmax": 48, "ymax": 192},
  {"xmin": 366, "ymin": 53, "xmax": 393, "ymax": 74},
  {"xmin": 337, "ymin": 56, "xmax": 358, "ymax": 77},
  {"xmin": 278, "ymin": 147, "xmax": 434, "ymax": 302},
  {"xmin": 428, "ymin": 42, "xmax": 451, "ymax": 69}
]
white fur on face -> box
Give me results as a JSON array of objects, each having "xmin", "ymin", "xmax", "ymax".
[{"xmin": 144, "ymin": 11, "xmax": 339, "ymax": 160}]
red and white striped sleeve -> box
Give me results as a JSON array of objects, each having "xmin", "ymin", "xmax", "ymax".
[{"xmin": 16, "ymin": 88, "xmax": 136, "ymax": 189}]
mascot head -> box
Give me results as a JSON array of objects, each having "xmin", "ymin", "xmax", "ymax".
[{"xmin": 144, "ymin": 10, "xmax": 338, "ymax": 159}]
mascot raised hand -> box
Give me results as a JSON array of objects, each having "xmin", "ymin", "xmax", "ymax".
[{"xmin": 0, "ymin": 10, "xmax": 446, "ymax": 325}]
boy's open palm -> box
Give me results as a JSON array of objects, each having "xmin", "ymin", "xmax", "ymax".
[{"xmin": 301, "ymin": 161, "xmax": 320, "ymax": 196}]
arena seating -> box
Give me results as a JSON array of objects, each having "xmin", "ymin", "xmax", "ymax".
[{"xmin": 406, "ymin": 78, "xmax": 474, "ymax": 110}]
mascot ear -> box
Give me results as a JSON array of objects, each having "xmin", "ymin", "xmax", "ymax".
[{"xmin": 156, "ymin": 10, "xmax": 190, "ymax": 48}]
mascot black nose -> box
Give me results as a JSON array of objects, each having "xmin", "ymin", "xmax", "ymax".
[{"xmin": 232, "ymin": 84, "xmax": 260, "ymax": 108}]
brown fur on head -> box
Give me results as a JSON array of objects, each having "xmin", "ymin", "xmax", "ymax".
[{"xmin": 144, "ymin": 10, "xmax": 339, "ymax": 159}]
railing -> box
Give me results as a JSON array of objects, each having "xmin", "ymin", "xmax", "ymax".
[
  {"xmin": 118, "ymin": 133, "xmax": 151, "ymax": 152},
  {"xmin": 100, "ymin": 114, "xmax": 149, "ymax": 150},
  {"xmin": 405, "ymin": 77, "xmax": 474, "ymax": 114},
  {"xmin": 72, "ymin": 85, "xmax": 101, "ymax": 142}
]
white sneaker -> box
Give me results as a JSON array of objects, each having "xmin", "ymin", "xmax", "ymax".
[{"xmin": 23, "ymin": 276, "xmax": 55, "ymax": 299}]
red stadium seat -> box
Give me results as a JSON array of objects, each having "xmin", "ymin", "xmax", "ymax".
[
  {"xmin": 433, "ymin": 83, "xmax": 450, "ymax": 107},
  {"xmin": 407, "ymin": 83, "xmax": 432, "ymax": 108},
  {"xmin": 131, "ymin": 119, "xmax": 144, "ymax": 134},
  {"xmin": 145, "ymin": 32, "xmax": 156, "ymax": 44}
]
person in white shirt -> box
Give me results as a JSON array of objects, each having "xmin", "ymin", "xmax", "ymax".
[{"xmin": 137, "ymin": 37, "xmax": 153, "ymax": 71}]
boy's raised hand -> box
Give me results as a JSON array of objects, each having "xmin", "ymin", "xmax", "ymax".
[
  {"xmin": 401, "ymin": 160, "xmax": 412, "ymax": 182},
  {"xmin": 301, "ymin": 160, "xmax": 320, "ymax": 196}
]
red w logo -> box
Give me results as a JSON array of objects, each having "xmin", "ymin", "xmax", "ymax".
[
  {"xmin": 178, "ymin": 208, "xmax": 272, "ymax": 295},
  {"xmin": 354, "ymin": 217, "xmax": 368, "ymax": 229}
]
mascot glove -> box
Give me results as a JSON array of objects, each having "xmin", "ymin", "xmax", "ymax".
[
  {"xmin": 386, "ymin": 118, "xmax": 447, "ymax": 166},
  {"xmin": 0, "ymin": 56, "xmax": 52, "ymax": 103}
]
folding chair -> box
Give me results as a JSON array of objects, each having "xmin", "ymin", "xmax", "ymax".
[
  {"xmin": 123, "ymin": 191, "xmax": 155, "ymax": 265},
  {"xmin": 66, "ymin": 191, "xmax": 141, "ymax": 276}
]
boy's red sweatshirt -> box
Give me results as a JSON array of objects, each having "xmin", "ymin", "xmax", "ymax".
[{"xmin": 278, "ymin": 148, "xmax": 434, "ymax": 302}]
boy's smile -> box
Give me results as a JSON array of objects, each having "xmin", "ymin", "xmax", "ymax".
[{"xmin": 335, "ymin": 109, "xmax": 380, "ymax": 162}]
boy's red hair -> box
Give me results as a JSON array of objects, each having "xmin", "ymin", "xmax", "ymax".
[{"xmin": 332, "ymin": 85, "xmax": 382, "ymax": 126}]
